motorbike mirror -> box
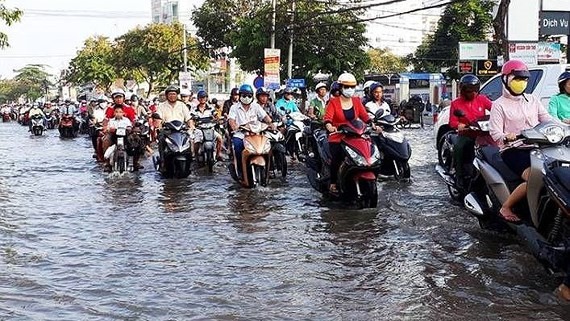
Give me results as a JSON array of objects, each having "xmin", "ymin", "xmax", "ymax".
[{"xmin": 453, "ymin": 109, "xmax": 465, "ymax": 118}]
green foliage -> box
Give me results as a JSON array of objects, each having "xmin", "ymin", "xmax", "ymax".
[
  {"xmin": 193, "ymin": 0, "xmax": 370, "ymax": 80},
  {"xmin": 367, "ymin": 48, "xmax": 408, "ymax": 74},
  {"xmin": 0, "ymin": 0, "xmax": 22, "ymax": 48},
  {"xmin": 11, "ymin": 64, "xmax": 52, "ymax": 101},
  {"xmin": 407, "ymin": 0, "xmax": 495, "ymax": 77},
  {"xmin": 65, "ymin": 36, "xmax": 117, "ymax": 91}
]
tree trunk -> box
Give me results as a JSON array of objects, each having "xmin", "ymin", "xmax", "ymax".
[{"xmin": 492, "ymin": 0, "xmax": 511, "ymax": 60}]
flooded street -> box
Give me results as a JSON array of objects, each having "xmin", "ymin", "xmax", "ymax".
[{"xmin": 0, "ymin": 122, "xmax": 568, "ymax": 320}]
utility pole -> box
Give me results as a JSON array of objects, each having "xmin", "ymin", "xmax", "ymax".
[
  {"xmin": 271, "ymin": 0, "xmax": 276, "ymax": 49},
  {"xmin": 183, "ymin": 23, "xmax": 188, "ymax": 72},
  {"xmin": 287, "ymin": 0, "xmax": 295, "ymax": 79}
]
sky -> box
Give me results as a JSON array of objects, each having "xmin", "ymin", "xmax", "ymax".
[{"xmin": 0, "ymin": 0, "xmax": 152, "ymax": 78}]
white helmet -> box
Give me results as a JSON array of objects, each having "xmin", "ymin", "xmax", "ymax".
[
  {"xmin": 180, "ymin": 89, "xmax": 191, "ymax": 97},
  {"xmin": 337, "ymin": 72, "xmax": 357, "ymax": 86},
  {"xmin": 315, "ymin": 82, "xmax": 327, "ymax": 91},
  {"xmin": 111, "ymin": 88, "xmax": 125, "ymax": 99},
  {"xmin": 363, "ymin": 80, "xmax": 375, "ymax": 91}
]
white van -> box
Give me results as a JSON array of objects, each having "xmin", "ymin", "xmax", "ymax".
[{"xmin": 434, "ymin": 64, "xmax": 570, "ymax": 150}]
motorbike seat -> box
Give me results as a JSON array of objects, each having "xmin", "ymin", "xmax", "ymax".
[{"xmin": 480, "ymin": 146, "xmax": 521, "ymax": 183}]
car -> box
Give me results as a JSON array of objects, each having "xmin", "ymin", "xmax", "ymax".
[{"xmin": 434, "ymin": 63, "xmax": 570, "ymax": 158}]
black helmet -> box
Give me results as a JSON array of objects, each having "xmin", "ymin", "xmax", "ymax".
[
  {"xmin": 165, "ymin": 85, "xmax": 180, "ymax": 95},
  {"xmin": 230, "ymin": 87, "xmax": 239, "ymax": 96},
  {"xmin": 558, "ymin": 71, "xmax": 570, "ymax": 94},
  {"xmin": 459, "ymin": 74, "xmax": 480, "ymax": 92}
]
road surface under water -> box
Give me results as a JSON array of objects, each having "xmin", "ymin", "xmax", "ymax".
[{"xmin": 0, "ymin": 121, "xmax": 568, "ymax": 320}]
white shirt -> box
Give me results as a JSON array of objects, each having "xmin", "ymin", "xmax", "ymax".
[
  {"xmin": 156, "ymin": 101, "xmax": 192, "ymax": 123},
  {"xmin": 191, "ymin": 105, "xmax": 215, "ymax": 119},
  {"xmin": 108, "ymin": 117, "xmax": 132, "ymax": 129},
  {"xmin": 365, "ymin": 101, "xmax": 391, "ymax": 119},
  {"xmin": 228, "ymin": 102, "xmax": 268, "ymax": 139}
]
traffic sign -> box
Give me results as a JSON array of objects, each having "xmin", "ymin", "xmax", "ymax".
[
  {"xmin": 287, "ymin": 78, "xmax": 306, "ymax": 88},
  {"xmin": 253, "ymin": 76, "xmax": 264, "ymax": 89}
]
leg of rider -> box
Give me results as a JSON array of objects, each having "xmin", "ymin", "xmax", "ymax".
[
  {"xmin": 454, "ymin": 136, "xmax": 474, "ymax": 182},
  {"xmin": 215, "ymin": 132, "xmax": 223, "ymax": 160},
  {"xmin": 232, "ymin": 137, "xmax": 244, "ymax": 176},
  {"xmin": 329, "ymin": 142, "xmax": 343, "ymax": 191},
  {"xmin": 560, "ymin": 273, "xmax": 570, "ymax": 300},
  {"xmin": 500, "ymin": 167, "xmax": 530, "ymax": 221}
]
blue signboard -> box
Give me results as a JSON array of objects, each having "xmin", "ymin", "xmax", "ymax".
[
  {"xmin": 287, "ymin": 78, "xmax": 306, "ymax": 88},
  {"xmin": 253, "ymin": 76, "xmax": 264, "ymax": 89}
]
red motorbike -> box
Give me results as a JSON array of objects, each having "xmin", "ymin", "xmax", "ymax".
[
  {"xmin": 305, "ymin": 119, "xmax": 381, "ymax": 208},
  {"xmin": 59, "ymin": 114, "xmax": 77, "ymax": 138}
]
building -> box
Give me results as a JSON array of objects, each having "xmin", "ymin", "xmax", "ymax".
[
  {"xmin": 151, "ymin": 0, "xmax": 202, "ymax": 33},
  {"xmin": 364, "ymin": 0, "xmax": 442, "ymax": 56}
]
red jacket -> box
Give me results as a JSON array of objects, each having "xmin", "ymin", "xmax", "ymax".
[
  {"xmin": 449, "ymin": 94, "xmax": 492, "ymax": 136},
  {"xmin": 105, "ymin": 104, "xmax": 137, "ymax": 123},
  {"xmin": 324, "ymin": 96, "xmax": 371, "ymax": 143}
]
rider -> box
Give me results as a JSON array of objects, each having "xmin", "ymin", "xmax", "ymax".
[
  {"xmin": 228, "ymin": 84, "xmax": 274, "ymax": 177},
  {"xmin": 90, "ymin": 98, "xmax": 108, "ymax": 161},
  {"xmin": 548, "ymin": 71, "xmax": 570, "ymax": 124},
  {"xmin": 105, "ymin": 89, "xmax": 136, "ymax": 123},
  {"xmin": 489, "ymin": 60, "xmax": 552, "ymax": 222},
  {"xmin": 102, "ymin": 105, "xmax": 133, "ymax": 170},
  {"xmin": 191, "ymin": 90, "xmax": 224, "ymax": 161},
  {"xmin": 180, "ymin": 89, "xmax": 193, "ymax": 110},
  {"xmin": 448, "ymin": 74, "xmax": 492, "ymax": 186},
  {"xmin": 223, "ymin": 87, "xmax": 240, "ymax": 116},
  {"xmin": 324, "ymin": 72, "xmax": 377, "ymax": 194},
  {"xmin": 329, "ymin": 81, "xmax": 341, "ymax": 98},
  {"xmin": 307, "ymin": 83, "xmax": 328, "ymax": 120},
  {"xmin": 256, "ymin": 87, "xmax": 279, "ymax": 121},
  {"xmin": 28, "ymin": 102, "xmax": 46, "ymax": 131},
  {"xmin": 275, "ymin": 87, "xmax": 300, "ymax": 115},
  {"xmin": 362, "ymin": 80, "xmax": 376, "ymax": 105},
  {"xmin": 365, "ymin": 82, "xmax": 392, "ymax": 118}
]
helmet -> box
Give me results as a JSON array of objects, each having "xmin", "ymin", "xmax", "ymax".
[
  {"xmin": 211, "ymin": 98, "xmax": 218, "ymax": 105},
  {"xmin": 256, "ymin": 87, "xmax": 270, "ymax": 97},
  {"xmin": 363, "ymin": 80, "xmax": 375, "ymax": 91},
  {"xmin": 459, "ymin": 74, "xmax": 481, "ymax": 92},
  {"xmin": 501, "ymin": 60, "xmax": 530, "ymax": 78},
  {"xmin": 180, "ymin": 89, "xmax": 191, "ymax": 97},
  {"xmin": 369, "ymin": 82, "xmax": 383, "ymax": 93},
  {"xmin": 330, "ymin": 81, "xmax": 341, "ymax": 97},
  {"xmin": 130, "ymin": 94, "xmax": 139, "ymax": 101},
  {"xmin": 284, "ymin": 87, "xmax": 294, "ymax": 94},
  {"xmin": 197, "ymin": 90, "xmax": 208, "ymax": 99},
  {"xmin": 239, "ymin": 84, "xmax": 254, "ymax": 95},
  {"xmin": 315, "ymin": 82, "xmax": 327, "ymax": 91},
  {"xmin": 337, "ymin": 72, "xmax": 357, "ymax": 86},
  {"xmin": 165, "ymin": 85, "xmax": 180, "ymax": 95},
  {"xmin": 558, "ymin": 71, "xmax": 570, "ymax": 93},
  {"xmin": 111, "ymin": 89, "xmax": 125, "ymax": 99},
  {"xmin": 230, "ymin": 87, "xmax": 239, "ymax": 96}
]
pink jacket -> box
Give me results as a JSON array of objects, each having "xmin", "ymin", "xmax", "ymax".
[{"xmin": 489, "ymin": 89, "xmax": 552, "ymax": 147}]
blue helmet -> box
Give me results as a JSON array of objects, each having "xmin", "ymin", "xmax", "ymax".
[
  {"xmin": 239, "ymin": 84, "xmax": 254, "ymax": 95},
  {"xmin": 197, "ymin": 90, "xmax": 208, "ymax": 98},
  {"xmin": 330, "ymin": 81, "xmax": 341, "ymax": 97},
  {"xmin": 369, "ymin": 82, "xmax": 383, "ymax": 93}
]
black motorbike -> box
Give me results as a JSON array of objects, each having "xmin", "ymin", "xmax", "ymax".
[
  {"xmin": 369, "ymin": 111, "xmax": 412, "ymax": 180},
  {"xmin": 194, "ymin": 116, "xmax": 217, "ymax": 173},
  {"xmin": 153, "ymin": 119, "xmax": 192, "ymax": 179}
]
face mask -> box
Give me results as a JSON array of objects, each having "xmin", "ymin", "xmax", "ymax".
[
  {"xmin": 342, "ymin": 88, "xmax": 355, "ymax": 98},
  {"xmin": 240, "ymin": 95, "xmax": 253, "ymax": 105},
  {"xmin": 509, "ymin": 79, "xmax": 528, "ymax": 95}
]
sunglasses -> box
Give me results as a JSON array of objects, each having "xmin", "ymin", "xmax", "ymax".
[
  {"xmin": 343, "ymin": 85, "xmax": 356, "ymax": 89},
  {"xmin": 241, "ymin": 94, "xmax": 253, "ymax": 98}
]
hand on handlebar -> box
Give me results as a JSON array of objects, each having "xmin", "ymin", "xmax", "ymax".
[
  {"xmin": 326, "ymin": 124, "xmax": 337, "ymax": 133},
  {"xmin": 505, "ymin": 133, "xmax": 518, "ymax": 142},
  {"xmin": 457, "ymin": 123, "xmax": 467, "ymax": 132}
]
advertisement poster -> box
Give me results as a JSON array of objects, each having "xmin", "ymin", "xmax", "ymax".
[
  {"xmin": 508, "ymin": 43, "xmax": 538, "ymax": 65},
  {"xmin": 264, "ymin": 48, "xmax": 281, "ymax": 90}
]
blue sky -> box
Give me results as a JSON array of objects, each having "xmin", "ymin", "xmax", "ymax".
[{"xmin": 0, "ymin": 0, "xmax": 152, "ymax": 78}]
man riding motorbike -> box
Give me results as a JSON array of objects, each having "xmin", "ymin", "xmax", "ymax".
[
  {"xmin": 489, "ymin": 60, "xmax": 552, "ymax": 222},
  {"xmin": 228, "ymin": 84, "xmax": 274, "ymax": 177},
  {"xmin": 448, "ymin": 74, "xmax": 492, "ymax": 187},
  {"xmin": 223, "ymin": 87, "xmax": 240, "ymax": 117},
  {"xmin": 256, "ymin": 87, "xmax": 280, "ymax": 121},
  {"xmin": 548, "ymin": 71, "xmax": 570, "ymax": 124},
  {"xmin": 307, "ymin": 82, "xmax": 328, "ymax": 120},
  {"xmin": 365, "ymin": 82, "xmax": 392, "ymax": 118},
  {"xmin": 275, "ymin": 87, "xmax": 300, "ymax": 115},
  {"xmin": 28, "ymin": 102, "xmax": 46, "ymax": 132},
  {"xmin": 104, "ymin": 89, "xmax": 136, "ymax": 123},
  {"xmin": 191, "ymin": 90, "xmax": 224, "ymax": 161},
  {"xmin": 324, "ymin": 72, "xmax": 379, "ymax": 194}
]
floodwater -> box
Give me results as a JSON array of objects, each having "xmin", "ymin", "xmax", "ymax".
[{"xmin": 0, "ymin": 121, "xmax": 568, "ymax": 320}]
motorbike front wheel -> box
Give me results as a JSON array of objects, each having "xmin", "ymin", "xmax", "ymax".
[
  {"xmin": 254, "ymin": 165, "xmax": 267, "ymax": 187},
  {"xmin": 206, "ymin": 150, "xmax": 214, "ymax": 173},
  {"xmin": 273, "ymin": 151, "xmax": 287, "ymax": 178},
  {"xmin": 394, "ymin": 160, "xmax": 411, "ymax": 181},
  {"xmin": 357, "ymin": 180, "xmax": 378, "ymax": 209}
]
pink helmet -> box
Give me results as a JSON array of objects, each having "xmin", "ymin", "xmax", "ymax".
[{"xmin": 501, "ymin": 60, "xmax": 530, "ymax": 78}]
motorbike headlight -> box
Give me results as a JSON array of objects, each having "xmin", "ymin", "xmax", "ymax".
[
  {"xmin": 541, "ymin": 125, "xmax": 565, "ymax": 144},
  {"xmin": 181, "ymin": 137, "xmax": 191, "ymax": 151},
  {"xmin": 382, "ymin": 131, "xmax": 405, "ymax": 143},
  {"xmin": 371, "ymin": 145, "xmax": 381, "ymax": 164},
  {"xmin": 262, "ymin": 139, "xmax": 271, "ymax": 154},
  {"xmin": 344, "ymin": 145, "xmax": 367, "ymax": 166}
]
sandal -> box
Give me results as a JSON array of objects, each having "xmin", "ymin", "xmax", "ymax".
[
  {"xmin": 499, "ymin": 207, "xmax": 521, "ymax": 224},
  {"xmin": 329, "ymin": 184, "xmax": 339, "ymax": 196}
]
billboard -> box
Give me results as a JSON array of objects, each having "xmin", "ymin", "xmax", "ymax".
[
  {"xmin": 264, "ymin": 49, "xmax": 281, "ymax": 90},
  {"xmin": 459, "ymin": 42, "xmax": 488, "ymax": 60},
  {"xmin": 507, "ymin": 0, "xmax": 539, "ymax": 41},
  {"xmin": 508, "ymin": 43, "xmax": 538, "ymax": 65}
]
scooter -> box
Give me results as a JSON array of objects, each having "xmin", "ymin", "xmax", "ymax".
[
  {"xmin": 464, "ymin": 121, "xmax": 570, "ymax": 278},
  {"xmin": 283, "ymin": 110, "xmax": 309, "ymax": 160},
  {"xmin": 104, "ymin": 126, "xmax": 129, "ymax": 174},
  {"xmin": 153, "ymin": 119, "xmax": 193, "ymax": 179},
  {"xmin": 369, "ymin": 110, "xmax": 412, "ymax": 181},
  {"xmin": 30, "ymin": 115, "xmax": 45, "ymax": 136},
  {"xmin": 229, "ymin": 122, "xmax": 271, "ymax": 188},
  {"xmin": 305, "ymin": 119, "xmax": 381, "ymax": 208},
  {"xmin": 435, "ymin": 110, "xmax": 491, "ymax": 201},
  {"xmin": 266, "ymin": 120, "xmax": 287, "ymax": 179},
  {"xmin": 194, "ymin": 116, "xmax": 217, "ymax": 173},
  {"xmin": 2, "ymin": 112, "xmax": 10, "ymax": 122},
  {"xmin": 59, "ymin": 114, "xmax": 77, "ymax": 138}
]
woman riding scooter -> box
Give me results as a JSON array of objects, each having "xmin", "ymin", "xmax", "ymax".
[{"xmin": 548, "ymin": 71, "xmax": 570, "ymax": 124}]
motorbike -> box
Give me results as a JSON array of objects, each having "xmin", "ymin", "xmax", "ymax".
[
  {"xmin": 29, "ymin": 115, "xmax": 45, "ymax": 136},
  {"xmin": 369, "ymin": 110, "xmax": 412, "ymax": 181},
  {"xmin": 134, "ymin": 116, "xmax": 151, "ymax": 154},
  {"xmin": 305, "ymin": 119, "xmax": 381, "ymax": 208},
  {"xmin": 463, "ymin": 121, "xmax": 570, "ymax": 279},
  {"xmin": 265, "ymin": 120, "xmax": 287, "ymax": 179},
  {"xmin": 59, "ymin": 114, "xmax": 77, "ymax": 138},
  {"xmin": 229, "ymin": 122, "xmax": 271, "ymax": 188},
  {"xmin": 2, "ymin": 112, "xmax": 10, "ymax": 122},
  {"xmin": 283, "ymin": 110, "xmax": 309, "ymax": 160},
  {"xmin": 193, "ymin": 116, "xmax": 217, "ymax": 173},
  {"xmin": 435, "ymin": 111, "xmax": 491, "ymax": 201},
  {"xmin": 104, "ymin": 126, "xmax": 130, "ymax": 174},
  {"xmin": 153, "ymin": 119, "xmax": 193, "ymax": 179},
  {"xmin": 78, "ymin": 111, "xmax": 90, "ymax": 135}
]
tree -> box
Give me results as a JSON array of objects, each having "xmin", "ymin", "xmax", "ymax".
[
  {"xmin": 407, "ymin": 0, "xmax": 495, "ymax": 77},
  {"xmin": 492, "ymin": 0, "xmax": 510, "ymax": 59},
  {"xmin": 193, "ymin": 0, "xmax": 370, "ymax": 80},
  {"xmin": 0, "ymin": 0, "xmax": 22, "ymax": 48},
  {"xmin": 367, "ymin": 48, "xmax": 407, "ymax": 74},
  {"xmin": 12, "ymin": 64, "xmax": 52, "ymax": 101},
  {"xmin": 65, "ymin": 36, "xmax": 117, "ymax": 91},
  {"xmin": 115, "ymin": 23, "xmax": 209, "ymax": 96}
]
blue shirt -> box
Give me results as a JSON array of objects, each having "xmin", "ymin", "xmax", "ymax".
[{"xmin": 275, "ymin": 98, "xmax": 299, "ymax": 114}]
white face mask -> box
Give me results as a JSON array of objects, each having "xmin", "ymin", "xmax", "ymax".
[
  {"xmin": 240, "ymin": 95, "xmax": 254, "ymax": 105},
  {"xmin": 342, "ymin": 88, "xmax": 355, "ymax": 98}
]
